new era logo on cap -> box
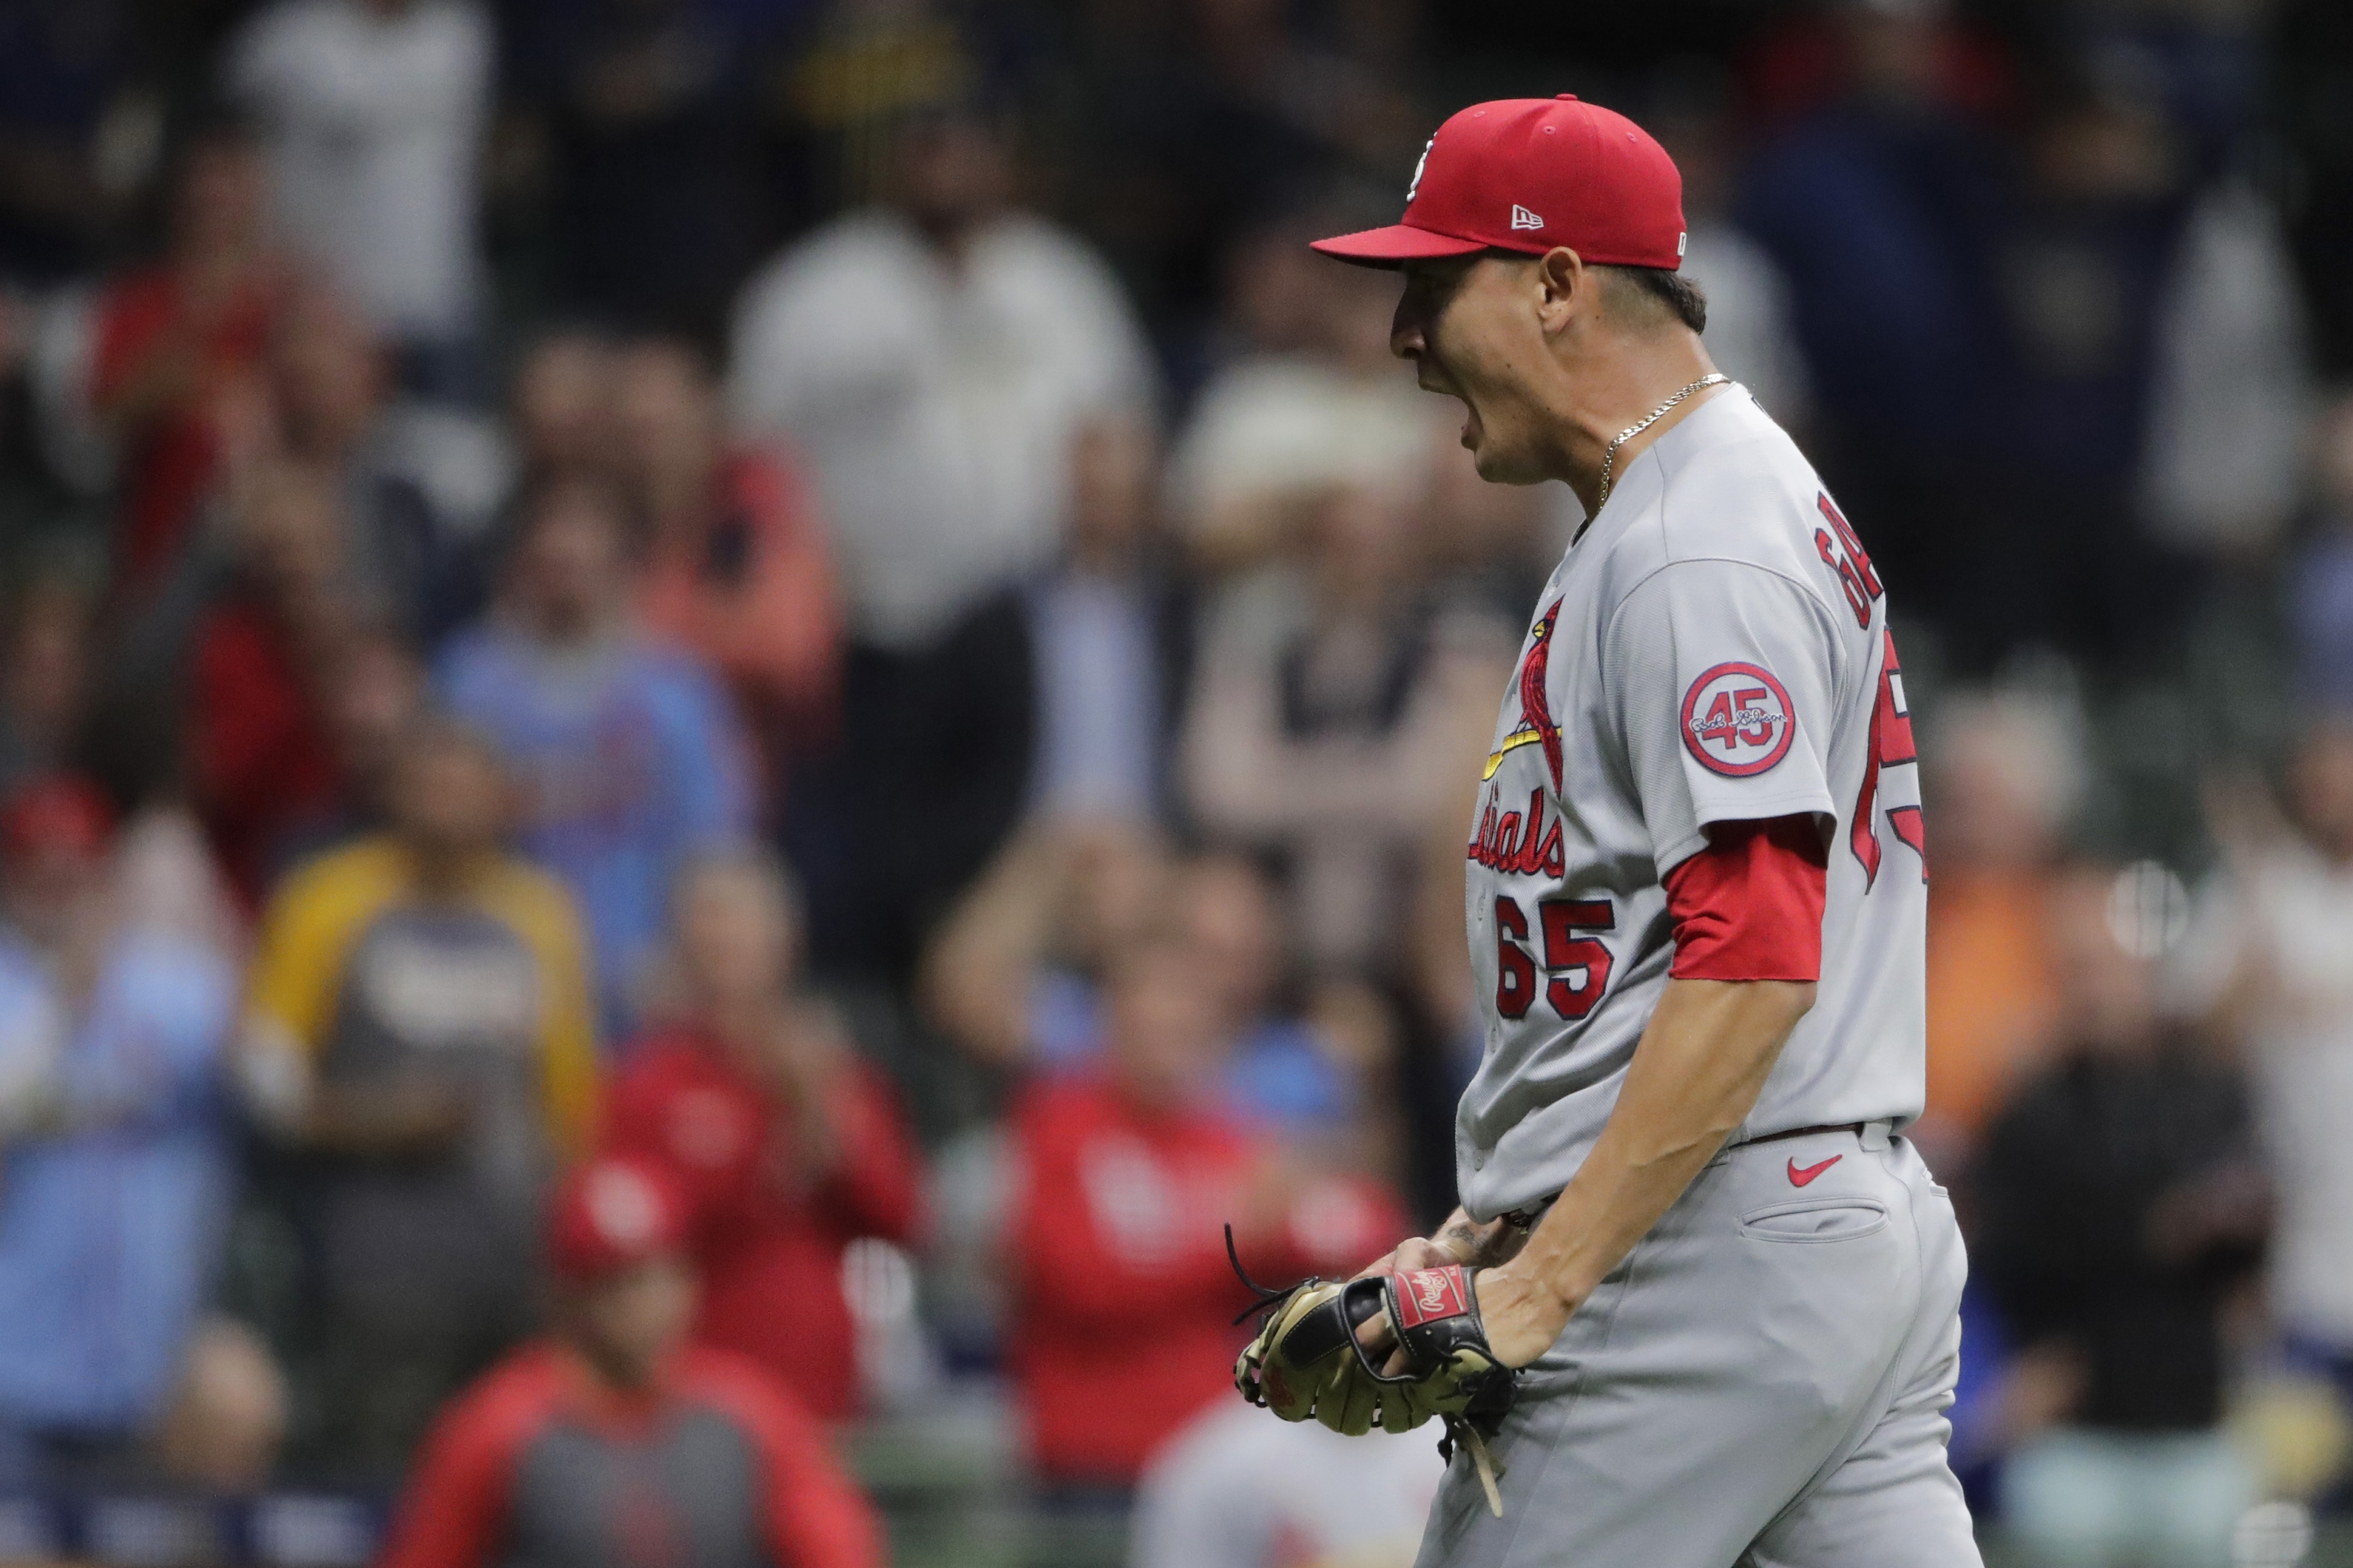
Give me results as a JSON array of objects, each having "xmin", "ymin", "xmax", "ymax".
[{"xmin": 1510, "ymin": 204, "xmax": 1544, "ymax": 231}]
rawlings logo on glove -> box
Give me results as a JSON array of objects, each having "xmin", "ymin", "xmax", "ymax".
[
  {"xmin": 1399, "ymin": 1264, "xmax": 1468, "ymax": 1325},
  {"xmin": 1227, "ymin": 1229, "xmax": 1518, "ymax": 1517}
]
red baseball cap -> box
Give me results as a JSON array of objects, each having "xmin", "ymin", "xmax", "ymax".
[
  {"xmin": 546, "ymin": 1156, "xmax": 688, "ymax": 1284},
  {"xmin": 1313, "ymin": 96, "xmax": 1688, "ymax": 271}
]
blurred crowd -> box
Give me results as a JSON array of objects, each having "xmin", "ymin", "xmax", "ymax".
[{"xmin": 0, "ymin": 0, "xmax": 2349, "ymax": 1563}]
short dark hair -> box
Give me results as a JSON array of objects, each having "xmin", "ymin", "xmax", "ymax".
[{"xmin": 1601, "ymin": 265, "xmax": 1708, "ymax": 334}]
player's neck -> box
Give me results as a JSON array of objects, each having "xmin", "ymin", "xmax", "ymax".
[{"xmin": 1546, "ymin": 332, "xmax": 1722, "ymax": 515}]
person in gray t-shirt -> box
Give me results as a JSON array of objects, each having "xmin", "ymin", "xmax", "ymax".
[{"xmin": 240, "ymin": 720, "xmax": 599, "ymax": 1475}]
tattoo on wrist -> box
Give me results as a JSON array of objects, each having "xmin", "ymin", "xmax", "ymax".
[{"xmin": 1438, "ymin": 1215, "xmax": 1502, "ymax": 1264}]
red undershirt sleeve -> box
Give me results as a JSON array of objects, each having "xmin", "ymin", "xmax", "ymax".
[
  {"xmin": 376, "ymin": 1370, "xmax": 543, "ymax": 1568},
  {"xmin": 1661, "ymin": 815, "xmax": 1827, "ymax": 982}
]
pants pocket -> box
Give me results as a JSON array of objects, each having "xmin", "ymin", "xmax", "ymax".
[{"xmin": 1738, "ymin": 1197, "xmax": 1890, "ymax": 1244}]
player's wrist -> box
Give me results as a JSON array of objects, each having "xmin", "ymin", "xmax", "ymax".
[
  {"xmin": 1471, "ymin": 1261, "xmax": 1579, "ymax": 1369},
  {"xmin": 1434, "ymin": 1211, "xmax": 1515, "ymax": 1267}
]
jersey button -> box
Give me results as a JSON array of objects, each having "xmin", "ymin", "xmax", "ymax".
[{"xmin": 1471, "ymin": 1149, "xmax": 1486, "ymax": 1170}]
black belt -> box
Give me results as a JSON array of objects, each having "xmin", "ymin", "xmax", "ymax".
[
  {"xmin": 1498, "ymin": 1123, "xmax": 1873, "ymax": 1230},
  {"xmin": 1740, "ymin": 1120, "xmax": 1868, "ymax": 1149}
]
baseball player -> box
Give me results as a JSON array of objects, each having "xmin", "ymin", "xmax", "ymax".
[{"xmin": 1234, "ymin": 97, "xmax": 1970, "ymax": 1568}]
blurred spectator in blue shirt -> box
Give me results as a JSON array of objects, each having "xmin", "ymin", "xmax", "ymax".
[
  {"xmin": 1732, "ymin": 5, "xmax": 2008, "ymax": 659},
  {"xmin": 1643, "ymin": 71, "xmax": 1812, "ymax": 436},
  {"xmin": 0, "ymin": 776, "xmax": 240, "ymax": 1482},
  {"xmin": 1029, "ymin": 416, "xmax": 1170, "ymax": 828},
  {"xmin": 440, "ymin": 473, "xmax": 754, "ymax": 1032},
  {"xmin": 2293, "ymin": 403, "xmax": 2353, "ymax": 712}
]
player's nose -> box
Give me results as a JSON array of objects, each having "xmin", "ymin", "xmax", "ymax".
[{"xmin": 1390, "ymin": 284, "xmax": 1427, "ymax": 362}]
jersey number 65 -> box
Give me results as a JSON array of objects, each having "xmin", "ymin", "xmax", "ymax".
[{"xmin": 1495, "ymin": 896, "xmax": 1615, "ymax": 1022}]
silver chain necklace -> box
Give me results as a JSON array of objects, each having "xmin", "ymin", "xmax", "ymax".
[{"xmin": 1590, "ymin": 373, "xmax": 1730, "ymax": 517}]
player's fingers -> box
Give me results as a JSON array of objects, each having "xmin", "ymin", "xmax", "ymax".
[
  {"xmin": 1352, "ymin": 1234, "xmax": 1455, "ymax": 1280},
  {"xmin": 1353, "ymin": 1299, "xmax": 1398, "ymax": 1360},
  {"xmin": 1392, "ymin": 1237, "xmax": 1457, "ymax": 1273}
]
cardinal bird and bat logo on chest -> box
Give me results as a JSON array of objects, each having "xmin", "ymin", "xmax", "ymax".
[
  {"xmin": 1484, "ymin": 599, "xmax": 1565, "ymax": 790},
  {"xmin": 1469, "ymin": 599, "xmax": 1568, "ymax": 877}
]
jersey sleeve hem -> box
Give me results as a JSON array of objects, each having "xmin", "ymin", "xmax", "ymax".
[{"xmin": 1652, "ymin": 795, "xmax": 1835, "ymax": 878}]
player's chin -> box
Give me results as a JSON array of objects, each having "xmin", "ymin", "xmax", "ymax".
[{"xmin": 1468, "ymin": 433, "xmax": 1543, "ymax": 487}]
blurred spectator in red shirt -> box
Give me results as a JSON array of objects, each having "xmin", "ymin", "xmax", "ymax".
[
  {"xmin": 1007, "ymin": 932, "xmax": 1400, "ymax": 1494},
  {"xmin": 603, "ymin": 852, "xmax": 923, "ymax": 1420},
  {"xmin": 187, "ymin": 457, "xmax": 368, "ymax": 905},
  {"xmin": 90, "ymin": 122, "xmax": 290, "ymax": 602},
  {"xmin": 381, "ymin": 1154, "xmax": 883, "ymax": 1568},
  {"xmin": 613, "ymin": 335, "xmax": 840, "ymax": 771}
]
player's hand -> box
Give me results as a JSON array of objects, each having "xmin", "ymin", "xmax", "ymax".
[
  {"xmin": 1352, "ymin": 1234, "xmax": 1469, "ymax": 1281},
  {"xmin": 1468, "ymin": 1264, "xmax": 1577, "ymax": 1369},
  {"xmin": 1349, "ymin": 1257, "xmax": 1572, "ymax": 1375}
]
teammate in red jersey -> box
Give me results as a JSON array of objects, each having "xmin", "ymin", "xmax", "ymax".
[
  {"xmin": 379, "ymin": 1156, "xmax": 882, "ymax": 1568},
  {"xmin": 599, "ymin": 853, "xmax": 924, "ymax": 1421}
]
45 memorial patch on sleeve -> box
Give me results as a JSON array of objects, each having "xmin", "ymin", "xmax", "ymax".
[{"xmin": 1680, "ymin": 662, "xmax": 1796, "ymax": 777}]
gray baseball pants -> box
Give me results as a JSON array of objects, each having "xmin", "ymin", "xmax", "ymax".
[{"xmin": 1415, "ymin": 1125, "xmax": 1981, "ymax": 1568}]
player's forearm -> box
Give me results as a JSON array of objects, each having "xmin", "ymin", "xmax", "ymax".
[{"xmin": 1504, "ymin": 977, "xmax": 1815, "ymax": 1313}]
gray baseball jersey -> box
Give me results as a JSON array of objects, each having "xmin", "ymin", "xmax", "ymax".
[
  {"xmin": 1422, "ymin": 387, "xmax": 1973, "ymax": 1568},
  {"xmin": 1457, "ymin": 385, "xmax": 1927, "ymax": 1222}
]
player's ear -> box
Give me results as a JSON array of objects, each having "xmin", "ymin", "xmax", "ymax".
[{"xmin": 1534, "ymin": 247, "xmax": 1586, "ymax": 334}]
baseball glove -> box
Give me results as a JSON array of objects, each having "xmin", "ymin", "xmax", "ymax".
[{"xmin": 1229, "ymin": 1231, "xmax": 1518, "ymax": 1515}]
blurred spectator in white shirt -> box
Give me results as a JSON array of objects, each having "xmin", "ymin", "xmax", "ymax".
[
  {"xmin": 2139, "ymin": 181, "xmax": 2311, "ymax": 559},
  {"xmin": 1167, "ymin": 217, "xmax": 1439, "ymax": 576},
  {"xmin": 731, "ymin": 106, "xmax": 1154, "ymax": 982},
  {"xmin": 226, "ymin": 0, "xmax": 491, "ymax": 395},
  {"xmin": 1130, "ymin": 1399, "xmax": 1443, "ymax": 1568},
  {"xmin": 729, "ymin": 107, "xmax": 1155, "ymax": 655}
]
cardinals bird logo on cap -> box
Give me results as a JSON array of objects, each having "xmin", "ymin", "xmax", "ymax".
[{"xmin": 1407, "ymin": 136, "xmax": 1435, "ymax": 204}]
